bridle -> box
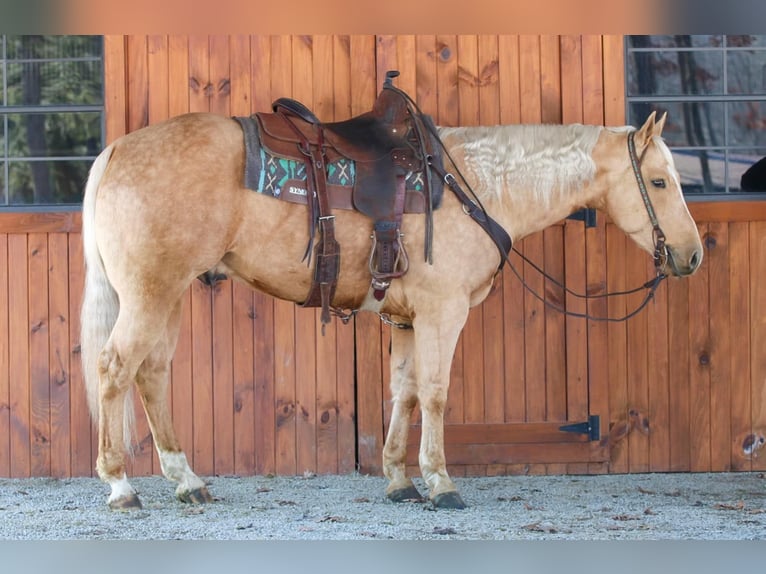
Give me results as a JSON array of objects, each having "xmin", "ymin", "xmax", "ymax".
[{"xmin": 432, "ymin": 125, "xmax": 673, "ymax": 323}]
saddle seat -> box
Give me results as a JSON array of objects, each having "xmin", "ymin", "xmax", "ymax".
[{"xmin": 255, "ymin": 80, "xmax": 424, "ymax": 220}]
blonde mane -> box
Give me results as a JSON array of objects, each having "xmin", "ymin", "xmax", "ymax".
[{"xmin": 438, "ymin": 124, "xmax": 603, "ymax": 207}]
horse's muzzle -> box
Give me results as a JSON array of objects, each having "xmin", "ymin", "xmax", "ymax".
[{"xmin": 666, "ymin": 246, "xmax": 703, "ymax": 277}]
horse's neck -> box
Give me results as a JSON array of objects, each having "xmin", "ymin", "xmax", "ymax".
[{"xmin": 439, "ymin": 124, "xmax": 606, "ymax": 241}]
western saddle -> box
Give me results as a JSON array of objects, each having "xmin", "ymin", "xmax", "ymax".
[{"xmin": 240, "ymin": 71, "xmax": 443, "ymax": 327}]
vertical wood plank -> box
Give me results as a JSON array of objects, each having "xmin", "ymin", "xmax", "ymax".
[
  {"xmin": 518, "ymin": 38, "xmax": 546, "ymax": 463},
  {"xmin": 707, "ymin": 222, "xmax": 731, "ymax": 471},
  {"xmin": 209, "ymin": 35, "xmax": 231, "ymax": 117},
  {"xmin": 606, "ymin": 224, "xmax": 629, "ymax": 472},
  {"xmin": 647, "ymin": 259, "xmax": 670, "ymax": 471},
  {"xmin": 270, "ymin": 36, "xmax": 297, "ymax": 475},
  {"xmin": 313, "ymin": 35, "xmax": 339, "ymax": 474},
  {"xmin": 353, "ymin": 34, "xmax": 384, "ymax": 474},
  {"xmin": 168, "ymin": 35, "xmax": 190, "ymax": 117},
  {"xmin": 250, "ymin": 35, "xmax": 277, "ymax": 475},
  {"xmin": 0, "ymin": 235, "xmax": 9, "ymax": 476},
  {"xmin": 667, "ymin": 259, "xmax": 691, "ymax": 471},
  {"xmin": 539, "ymin": 35, "xmax": 561, "ymax": 124},
  {"xmin": 415, "ymin": 35, "xmax": 437, "ymax": 116},
  {"xmin": 209, "ymin": 36, "xmax": 235, "ymax": 477},
  {"xmin": 190, "ymin": 279, "xmax": 215, "ymax": 477},
  {"xmin": 749, "ymin": 222, "xmax": 766, "ymax": 471},
  {"xmin": 229, "ymin": 35, "xmax": 256, "ymax": 476},
  {"xmin": 728, "ymin": 223, "xmax": 751, "ymax": 471},
  {"xmin": 542, "ymin": 224, "xmax": 566, "ymax": 442},
  {"xmin": 124, "ymin": 36, "xmax": 154, "ymax": 476},
  {"xmin": 212, "ymin": 279, "xmax": 234, "ymax": 476},
  {"xmin": 333, "ymin": 35, "xmax": 363, "ymax": 474},
  {"xmin": 291, "ymin": 35, "xmax": 318, "ymax": 475},
  {"xmin": 582, "ymin": 35, "xmax": 609, "ymax": 473},
  {"xmin": 68, "ymin": 233, "xmax": 92, "ymax": 477},
  {"xmin": 457, "ymin": 35, "xmax": 485, "ymax": 445},
  {"xmin": 185, "ymin": 36, "xmax": 216, "ymax": 478},
  {"xmin": 147, "ymin": 35, "xmax": 169, "ymax": 125},
  {"xmin": 560, "ymin": 38, "xmax": 589, "ymax": 472},
  {"xmin": 689, "ymin": 223, "xmax": 711, "ymax": 472},
  {"xmin": 499, "ymin": 35, "xmax": 525, "ymax": 457},
  {"xmin": 9, "ymin": 235, "xmax": 30, "ymax": 477},
  {"xmin": 126, "ymin": 35, "xmax": 149, "ymax": 133},
  {"xmin": 48, "ymin": 234, "xmax": 71, "ymax": 477},
  {"xmin": 602, "ymin": 35, "xmax": 626, "ymax": 126},
  {"xmin": 477, "ymin": 36, "xmax": 505, "ymax": 451},
  {"xmin": 28, "ymin": 233, "xmax": 50, "ymax": 476},
  {"xmin": 166, "ymin": 35, "xmax": 194, "ymax": 471},
  {"xmin": 145, "ymin": 34, "xmax": 169, "ymax": 475},
  {"xmin": 626, "ymin": 243, "xmax": 650, "ymax": 473},
  {"xmin": 103, "ymin": 35, "xmax": 127, "ymax": 143}
]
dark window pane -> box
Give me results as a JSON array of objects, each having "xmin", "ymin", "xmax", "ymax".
[
  {"xmin": 627, "ymin": 50, "xmax": 723, "ymax": 96},
  {"xmin": 731, "ymin": 150, "xmax": 766, "ymax": 192},
  {"xmin": 8, "ymin": 159, "xmax": 89, "ymax": 204},
  {"xmin": 673, "ymin": 149, "xmax": 727, "ymax": 194},
  {"xmin": 6, "ymin": 60, "xmax": 103, "ymax": 106},
  {"xmin": 727, "ymin": 35, "xmax": 766, "ymax": 48},
  {"xmin": 7, "ymin": 112, "xmax": 102, "ymax": 157},
  {"xmin": 728, "ymin": 101, "xmax": 766, "ymax": 147},
  {"xmin": 628, "ymin": 35, "xmax": 722, "ymax": 49},
  {"xmin": 727, "ymin": 51, "xmax": 766, "ymax": 95},
  {"xmin": 629, "ymin": 102, "xmax": 725, "ymax": 148},
  {"xmin": 6, "ymin": 35, "xmax": 102, "ymax": 60},
  {"xmin": 0, "ymin": 163, "xmax": 5, "ymax": 204},
  {"xmin": 0, "ymin": 117, "xmax": 5, "ymax": 156}
]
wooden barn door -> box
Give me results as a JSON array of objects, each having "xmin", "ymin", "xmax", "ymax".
[{"xmin": 355, "ymin": 35, "xmax": 624, "ymax": 476}]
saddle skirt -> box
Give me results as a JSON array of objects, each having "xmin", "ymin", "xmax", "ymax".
[{"xmin": 234, "ymin": 113, "xmax": 443, "ymax": 215}]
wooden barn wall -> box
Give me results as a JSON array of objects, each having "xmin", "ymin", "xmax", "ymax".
[{"xmin": 1, "ymin": 35, "xmax": 765, "ymax": 479}]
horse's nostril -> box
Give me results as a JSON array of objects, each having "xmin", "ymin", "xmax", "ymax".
[{"xmin": 690, "ymin": 250, "xmax": 701, "ymax": 270}]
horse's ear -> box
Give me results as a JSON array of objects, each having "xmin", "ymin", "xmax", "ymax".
[
  {"xmin": 634, "ymin": 111, "xmax": 657, "ymax": 152},
  {"xmin": 653, "ymin": 111, "xmax": 667, "ymax": 137}
]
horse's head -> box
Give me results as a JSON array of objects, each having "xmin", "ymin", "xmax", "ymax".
[{"xmin": 600, "ymin": 112, "xmax": 703, "ymax": 277}]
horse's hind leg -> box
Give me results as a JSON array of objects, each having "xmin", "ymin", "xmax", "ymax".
[
  {"xmin": 135, "ymin": 300, "xmax": 211, "ymax": 504},
  {"xmin": 96, "ymin": 292, "xmax": 192, "ymax": 509},
  {"xmin": 96, "ymin": 298, "xmax": 179, "ymax": 509},
  {"xmin": 383, "ymin": 324, "xmax": 424, "ymax": 502}
]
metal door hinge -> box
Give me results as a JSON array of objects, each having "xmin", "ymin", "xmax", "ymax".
[{"xmin": 559, "ymin": 415, "xmax": 600, "ymax": 441}]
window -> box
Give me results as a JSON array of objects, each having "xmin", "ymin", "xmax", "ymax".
[
  {"xmin": 626, "ymin": 35, "xmax": 766, "ymax": 197},
  {"xmin": 1, "ymin": 35, "xmax": 104, "ymax": 207}
]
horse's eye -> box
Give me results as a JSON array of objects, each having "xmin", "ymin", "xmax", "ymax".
[{"xmin": 651, "ymin": 178, "xmax": 666, "ymax": 189}]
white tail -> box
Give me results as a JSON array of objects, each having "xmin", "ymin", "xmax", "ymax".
[{"xmin": 80, "ymin": 144, "xmax": 135, "ymax": 450}]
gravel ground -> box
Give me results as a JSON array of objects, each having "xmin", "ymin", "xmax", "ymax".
[{"xmin": 1, "ymin": 472, "xmax": 765, "ymax": 540}]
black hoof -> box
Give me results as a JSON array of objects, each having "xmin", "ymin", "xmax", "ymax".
[
  {"xmin": 178, "ymin": 486, "xmax": 213, "ymax": 504},
  {"xmin": 387, "ymin": 485, "xmax": 426, "ymax": 503},
  {"xmin": 432, "ymin": 491, "xmax": 467, "ymax": 509},
  {"xmin": 108, "ymin": 493, "xmax": 143, "ymax": 510}
]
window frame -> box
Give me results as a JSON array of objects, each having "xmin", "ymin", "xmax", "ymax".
[
  {"xmin": 0, "ymin": 35, "xmax": 105, "ymax": 210},
  {"xmin": 625, "ymin": 35, "xmax": 766, "ymax": 201}
]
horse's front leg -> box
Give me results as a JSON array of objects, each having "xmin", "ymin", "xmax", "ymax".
[
  {"xmin": 414, "ymin": 301, "xmax": 470, "ymax": 509},
  {"xmin": 382, "ymin": 323, "xmax": 425, "ymax": 503}
]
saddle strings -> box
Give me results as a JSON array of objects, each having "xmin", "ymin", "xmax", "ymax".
[{"xmin": 392, "ymin": 87, "xmax": 668, "ymax": 323}]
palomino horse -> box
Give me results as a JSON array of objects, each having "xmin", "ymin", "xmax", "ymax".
[{"xmin": 81, "ymin": 108, "xmax": 703, "ymax": 510}]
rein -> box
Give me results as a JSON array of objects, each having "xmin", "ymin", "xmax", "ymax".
[{"xmin": 425, "ymin": 126, "xmax": 670, "ymax": 323}]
